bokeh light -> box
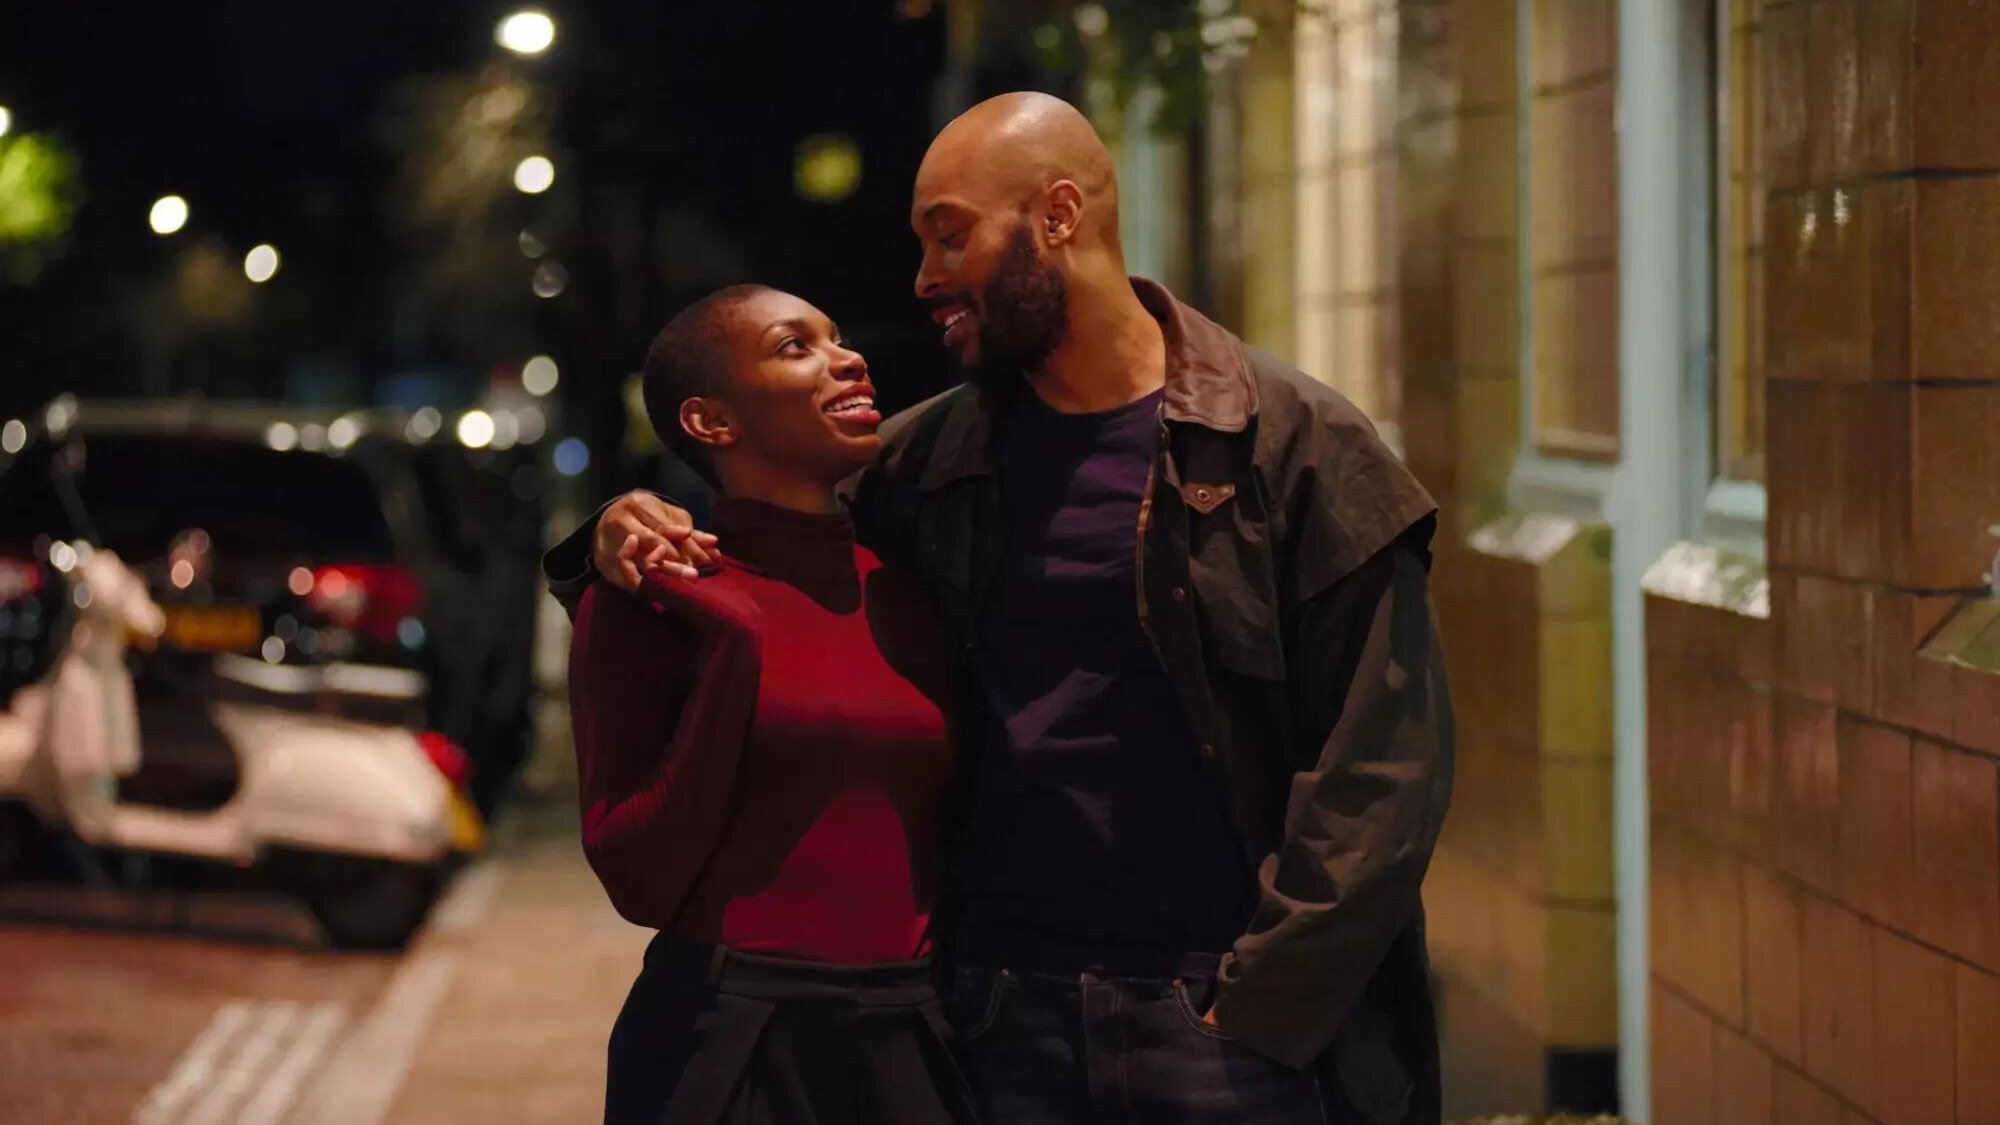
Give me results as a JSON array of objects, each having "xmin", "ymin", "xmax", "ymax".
[
  {"xmin": 0, "ymin": 107, "xmax": 11, "ymax": 138},
  {"xmin": 522, "ymin": 355, "xmax": 559, "ymax": 396},
  {"xmin": 794, "ymin": 134, "xmax": 863, "ymax": 203},
  {"xmin": 406, "ymin": 406, "xmax": 443, "ymax": 443},
  {"xmin": 1, "ymin": 419, "xmax": 26, "ymax": 454},
  {"xmin": 457, "ymin": 410, "xmax": 496, "ymax": 449},
  {"xmin": 553, "ymin": 437, "xmax": 590, "ymax": 476},
  {"xmin": 44, "ymin": 395, "xmax": 77, "ymax": 438},
  {"xmin": 496, "ymin": 9, "xmax": 556, "ymax": 56},
  {"xmin": 490, "ymin": 409, "xmax": 520, "ymax": 450},
  {"xmin": 531, "ymin": 261, "xmax": 568, "ymax": 298},
  {"xmin": 265, "ymin": 421, "xmax": 298, "ymax": 451},
  {"xmin": 149, "ymin": 194, "xmax": 189, "ymax": 236},
  {"xmin": 328, "ymin": 414, "xmax": 363, "ymax": 450},
  {"xmin": 517, "ymin": 404, "xmax": 547, "ymax": 443},
  {"xmin": 243, "ymin": 243, "xmax": 280, "ymax": 283},
  {"xmin": 513, "ymin": 155, "xmax": 555, "ymax": 194}
]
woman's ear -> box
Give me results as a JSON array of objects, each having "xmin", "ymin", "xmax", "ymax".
[{"xmin": 679, "ymin": 396, "xmax": 736, "ymax": 451}]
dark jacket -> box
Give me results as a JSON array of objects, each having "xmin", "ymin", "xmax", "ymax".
[{"xmin": 546, "ymin": 279, "xmax": 1452, "ymax": 1124}]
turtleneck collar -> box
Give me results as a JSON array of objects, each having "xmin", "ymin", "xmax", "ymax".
[{"xmin": 712, "ymin": 496, "xmax": 859, "ymax": 609}]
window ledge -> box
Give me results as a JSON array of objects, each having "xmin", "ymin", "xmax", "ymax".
[
  {"xmin": 1641, "ymin": 540, "xmax": 1769, "ymax": 620},
  {"xmin": 1922, "ymin": 597, "xmax": 2000, "ymax": 676},
  {"xmin": 1697, "ymin": 478, "xmax": 1766, "ymax": 559}
]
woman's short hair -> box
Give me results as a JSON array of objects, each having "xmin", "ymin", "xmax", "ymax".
[{"xmin": 638, "ymin": 284, "xmax": 776, "ymax": 489}]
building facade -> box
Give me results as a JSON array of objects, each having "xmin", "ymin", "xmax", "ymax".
[{"xmin": 946, "ymin": 0, "xmax": 2000, "ymax": 1120}]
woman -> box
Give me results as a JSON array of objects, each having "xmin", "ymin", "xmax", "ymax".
[{"xmin": 569, "ymin": 284, "xmax": 973, "ymax": 1124}]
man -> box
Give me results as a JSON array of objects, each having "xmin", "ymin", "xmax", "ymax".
[{"xmin": 547, "ymin": 93, "xmax": 1453, "ymax": 1124}]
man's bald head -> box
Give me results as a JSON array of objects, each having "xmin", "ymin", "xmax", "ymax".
[
  {"xmin": 911, "ymin": 93, "xmax": 1135, "ymax": 391},
  {"xmin": 914, "ymin": 92, "xmax": 1122, "ymax": 255}
]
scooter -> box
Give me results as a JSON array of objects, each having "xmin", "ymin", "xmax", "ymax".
[{"xmin": 0, "ymin": 544, "xmax": 485, "ymax": 948}]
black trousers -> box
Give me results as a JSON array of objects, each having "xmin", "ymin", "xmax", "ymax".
[
  {"xmin": 606, "ymin": 934, "xmax": 978, "ymax": 1125},
  {"xmin": 946, "ymin": 957, "xmax": 1336, "ymax": 1125}
]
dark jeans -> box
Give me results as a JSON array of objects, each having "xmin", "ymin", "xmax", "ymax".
[{"xmin": 947, "ymin": 959, "xmax": 1331, "ymax": 1125}]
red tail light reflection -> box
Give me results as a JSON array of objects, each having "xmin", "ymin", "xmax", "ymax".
[
  {"xmin": 415, "ymin": 730, "xmax": 472, "ymax": 790},
  {"xmin": 0, "ymin": 556, "xmax": 46, "ymax": 603},
  {"xmin": 306, "ymin": 563, "xmax": 423, "ymax": 644}
]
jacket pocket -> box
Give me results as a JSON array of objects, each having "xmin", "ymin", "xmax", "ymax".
[
  {"xmin": 950, "ymin": 968, "xmax": 1011, "ymax": 1042},
  {"xmin": 1170, "ymin": 978, "xmax": 1240, "ymax": 1042}
]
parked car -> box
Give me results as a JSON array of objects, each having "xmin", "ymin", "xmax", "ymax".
[{"xmin": 0, "ymin": 399, "xmax": 545, "ymax": 815}]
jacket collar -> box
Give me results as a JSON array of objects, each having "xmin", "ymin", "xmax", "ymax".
[
  {"xmin": 918, "ymin": 278, "xmax": 1258, "ymax": 492},
  {"xmin": 1133, "ymin": 277, "xmax": 1259, "ymax": 434}
]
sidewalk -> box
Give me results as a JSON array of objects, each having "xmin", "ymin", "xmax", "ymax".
[{"xmin": 292, "ymin": 758, "xmax": 649, "ymax": 1125}]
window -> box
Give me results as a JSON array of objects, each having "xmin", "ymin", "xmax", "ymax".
[
  {"xmin": 1294, "ymin": 2, "xmax": 1401, "ymax": 437},
  {"xmin": 1527, "ymin": 0, "xmax": 1619, "ymax": 460},
  {"xmin": 1714, "ymin": 0, "xmax": 1765, "ymax": 482}
]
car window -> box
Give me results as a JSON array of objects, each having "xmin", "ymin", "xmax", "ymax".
[
  {"xmin": 0, "ymin": 434, "xmax": 397, "ymax": 563},
  {"xmin": 0, "ymin": 443, "xmax": 81, "ymax": 549}
]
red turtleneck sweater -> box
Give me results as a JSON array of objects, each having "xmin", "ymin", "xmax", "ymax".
[{"xmin": 568, "ymin": 498, "xmax": 956, "ymax": 963}]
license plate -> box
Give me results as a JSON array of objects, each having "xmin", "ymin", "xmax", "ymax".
[{"xmin": 161, "ymin": 606, "xmax": 262, "ymax": 653}]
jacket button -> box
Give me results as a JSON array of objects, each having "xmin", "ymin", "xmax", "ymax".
[
  {"xmin": 1171, "ymin": 586, "xmax": 1187, "ymax": 602},
  {"xmin": 1194, "ymin": 487, "xmax": 1212, "ymax": 503}
]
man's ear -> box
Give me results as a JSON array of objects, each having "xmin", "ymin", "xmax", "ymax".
[
  {"xmin": 1043, "ymin": 180, "xmax": 1083, "ymax": 247},
  {"xmin": 679, "ymin": 395, "xmax": 736, "ymax": 451}
]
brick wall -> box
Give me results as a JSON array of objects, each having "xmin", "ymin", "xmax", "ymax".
[{"xmin": 1646, "ymin": 2, "xmax": 2000, "ymax": 1122}]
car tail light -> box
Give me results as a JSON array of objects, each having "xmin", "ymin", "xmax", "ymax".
[
  {"xmin": 306, "ymin": 563, "xmax": 423, "ymax": 645},
  {"xmin": 415, "ymin": 730, "xmax": 472, "ymax": 790},
  {"xmin": 0, "ymin": 555, "xmax": 45, "ymax": 603}
]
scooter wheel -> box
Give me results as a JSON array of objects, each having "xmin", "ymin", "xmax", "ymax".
[{"xmin": 296, "ymin": 857, "xmax": 440, "ymax": 951}]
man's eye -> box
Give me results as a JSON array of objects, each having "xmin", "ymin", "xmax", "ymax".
[{"xmin": 940, "ymin": 230, "xmax": 965, "ymax": 250}]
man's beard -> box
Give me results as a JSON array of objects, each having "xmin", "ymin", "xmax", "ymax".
[{"xmin": 962, "ymin": 225, "xmax": 1069, "ymax": 396}]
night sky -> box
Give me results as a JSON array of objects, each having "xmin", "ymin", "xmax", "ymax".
[{"xmin": 0, "ymin": 1, "xmax": 955, "ymax": 428}]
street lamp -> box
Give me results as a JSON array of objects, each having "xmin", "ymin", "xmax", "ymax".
[
  {"xmin": 496, "ymin": 9, "xmax": 556, "ymax": 56},
  {"xmin": 149, "ymin": 194, "xmax": 189, "ymax": 236},
  {"xmin": 244, "ymin": 243, "xmax": 280, "ymax": 283},
  {"xmin": 513, "ymin": 154, "xmax": 555, "ymax": 194}
]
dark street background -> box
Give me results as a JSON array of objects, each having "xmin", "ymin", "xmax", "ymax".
[{"xmin": 0, "ymin": 0, "xmax": 960, "ymax": 495}]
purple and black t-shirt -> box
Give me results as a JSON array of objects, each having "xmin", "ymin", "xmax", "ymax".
[{"xmin": 955, "ymin": 386, "xmax": 1253, "ymax": 973}]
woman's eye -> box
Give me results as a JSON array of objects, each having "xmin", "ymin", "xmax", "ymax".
[{"xmin": 780, "ymin": 337, "xmax": 807, "ymax": 355}]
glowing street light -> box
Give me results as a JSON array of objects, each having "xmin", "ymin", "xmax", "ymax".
[
  {"xmin": 496, "ymin": 9, "xmax": 556, "ymax": 56},
  {"xmin": 149, "ymin": 194, "xmax": 189, "ymax": 236},
  {"xmin": 521, "ymin": 355, "xmax": 559, "ymax": 396},
  {"xmin": 0, "ymin": 107, "xmax": 12, "ymax": 138},
  {"xmin": 457, "ymin": 410, "xmax": 497, "ymax": 449},
  {"xmin": 513, "ymin": 154, "xmax": 555, "ymax": 194},
  {"xmin": 244, "ymin": 243, "xmax": 280, "ymax": 283}
]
